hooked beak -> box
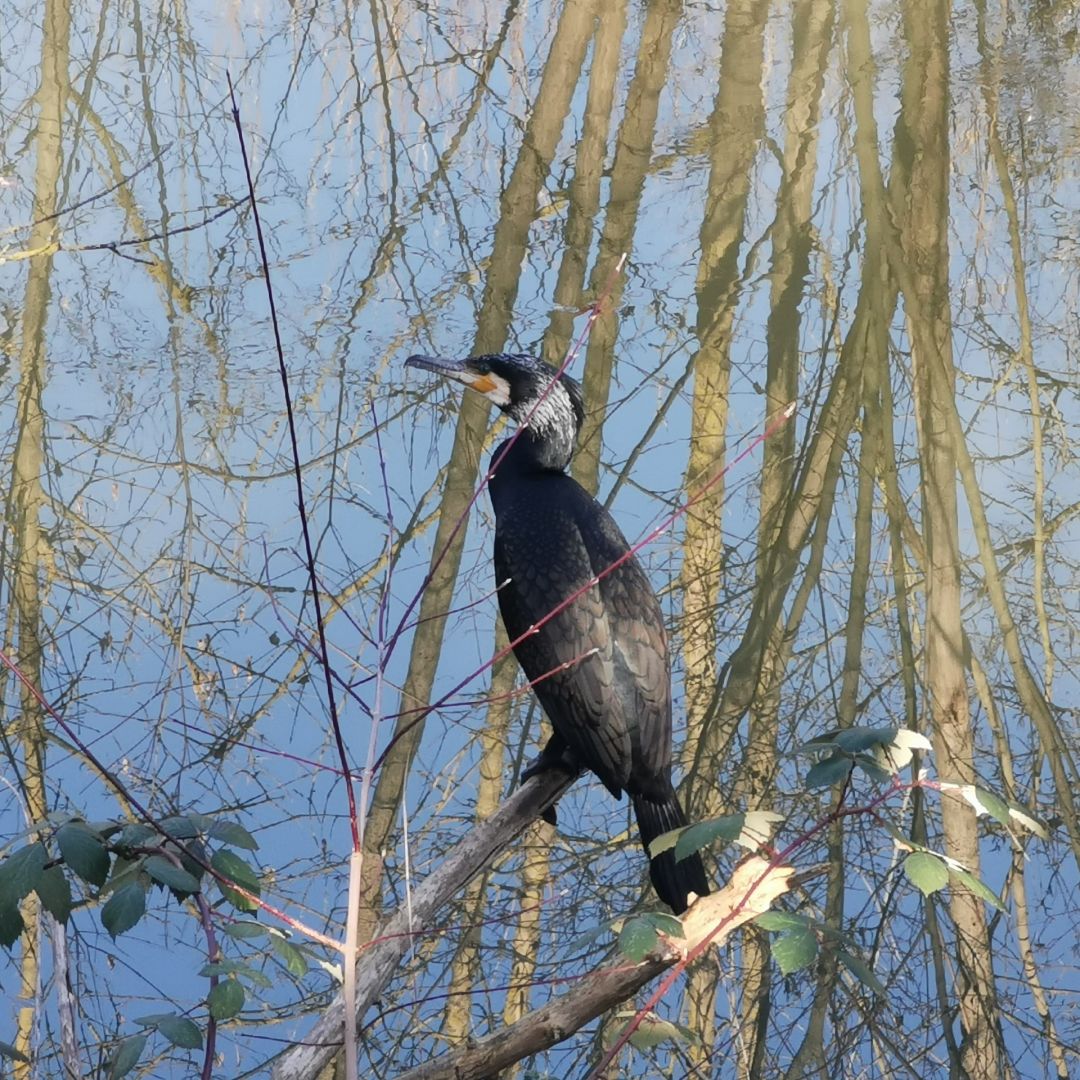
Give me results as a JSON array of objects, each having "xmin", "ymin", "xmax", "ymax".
[{"xmin": 405, "ymin": 354, "xmax": 510, "ymax": 407}]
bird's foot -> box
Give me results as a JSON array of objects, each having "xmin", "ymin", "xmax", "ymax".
[{"xmin": 522, "ymin": 743, "xmax": 580, "ymax": 827}]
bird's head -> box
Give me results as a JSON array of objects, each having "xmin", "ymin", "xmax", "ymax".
[{"xmin": 406, "ymin": 352, "xmax": 585, "ymax": 466}]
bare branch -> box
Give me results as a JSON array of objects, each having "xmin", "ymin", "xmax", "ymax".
[
  {"xmin": 270, "ymin": 767, "xmax": 576, "ymax": 1080},
  {"xmin": 394, "ymin": 858, "xmax": 795, "ymax": 1080}
]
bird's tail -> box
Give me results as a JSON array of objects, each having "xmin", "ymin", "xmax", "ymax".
[{"xmin": 632, "ymin": 786, "xmax": 710, "ymax": 915}]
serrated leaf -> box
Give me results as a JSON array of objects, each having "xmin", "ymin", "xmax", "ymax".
[
  {"xmin": 144, "ymin": 856, "xmax": 200, "ymax": 894},
  {"xmin": 834, "ymin": 726, "xmax": 896, "ymax": 754},
  {"xmin": 211, "ymin": 850, "xmax": 260, "ymax": 912},
  {"xmin": 177, "ymin": 838, "xmax": 208, "ymax": 885},
  {"xmin": 639, "ymin": 911, "xmax": 685, "ymax": 938},
  {"xmin": 36, "ymin": 865, "xmax": 73, "ymax": 923},
  {"xmin": 974, "ymin": 788, "xmax": 1011, "ymax": 827},
  {"xmin": 755, "ymin": 911, "xmax": 811, "ymax": 932},
  {"xmin": 0, "ymin": 901, "xmax": 25, "ymax": 948},
  {"xmin": 57, "ymin": 822, "xmax": 110, "ymax": 888},
  {"xmin": 222, "ymin": 920, "xmax": 267, "ymax": 941},
  {"xmin": 101, "ymin": 883, "xmax": 146, "ymax": 938},
  {"xmin": 949, "ymin": 867, "xmax": 1006, "ymax": 912},
  {"xmin": 134, "ymin": 1013, "xmax": 174, "ymax": 1027},
  {"xmin": 271, "ymin": 936, "xmax": 308, "ymax": 978},
  {"xmin": 671, "ymin": 815, "xmax": 744, "ymax": 862},
  {"xmin": 108, "ymin": 1033, "xmax": 147, "ymax": 1079},
  {"xmin": 617, "ymin": 917, "xmax": 658, "ymax": 962},
  {"xmin": 805, "ymin": 754, "xmax": 852, "ymax": 789},
  {"xmin": 208, "ymin": 978, "xmax": 245, "ymax": 1020},
  {"xmin": 118, "ymin": 823, "xmax": 157, "ymax": 848},
  {"xmin": 160, "ymin": 814, "xmax": 212, "ymax": 839},
  {"xmin": 209, "ymin": 820, "xmax": 258, "ymax": 851},
  {"xmin": 772, "ymin": 927, "xmax": 818, "ymax": 974},
  {"xmin": 0, "ymin": 1039, "xmax": 30, "ymax": 1064},
  {"xmin": 0, "ymin": 842, "xmax": 47, "ymax": 903},
  {"xmin": 904, "ymin": 852, "xmax": 949, "ymax": 896},
  {"xmin": 838, "ymin": 949, "xmax": 885, "ymax": 996},
  {"xmin": 155, "ymin": 1014, "xmax": 203, "ymax": 1050},
  {"xmin": 200, "ymin": 963, "xmax": 254, "ymax": 980}
]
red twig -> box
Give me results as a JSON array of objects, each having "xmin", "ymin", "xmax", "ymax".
[
  {"xmin": 587, "ymin": 774, "xmax": 909, "ymax": 1075},
  {"xmin": 373, "ymin": 399, "xmax": 798, "ymax": 772}
]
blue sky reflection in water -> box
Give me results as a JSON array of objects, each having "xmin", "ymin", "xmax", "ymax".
[{"xmin": 0, "ymin": 0, "xmax": 1078, "ymax": 1076}]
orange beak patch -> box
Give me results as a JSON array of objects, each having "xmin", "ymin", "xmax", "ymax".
[{"xmin": 469, "ymin": 374, "xmax": 499, "ymax": 394}]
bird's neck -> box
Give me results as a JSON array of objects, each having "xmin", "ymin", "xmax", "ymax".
[{"xmin": 491, "ymin": 426, "xmax": 573, "ymax": 478}]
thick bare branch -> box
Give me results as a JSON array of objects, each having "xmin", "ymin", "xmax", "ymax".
[
  {"xmin": 395, "ymin": 858, "xmax": 795, "ymax": 1080},
  {"xmin": 270, "ymin": 768, "xmax": 575, "ymax": 1080}
]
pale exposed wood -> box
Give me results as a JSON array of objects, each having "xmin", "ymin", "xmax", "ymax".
[
  {"xmin": 271, "ymin": 768, "xmax": 575, "ymax": 1080},
  {"xmin": 394, "ymin": 858, "xmax": 795, "ymax": 1080}
]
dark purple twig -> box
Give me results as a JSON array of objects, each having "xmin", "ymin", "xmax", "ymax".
[{"xmin": 226, "ymin": 74, "xmax": 359, "ymax": 850}]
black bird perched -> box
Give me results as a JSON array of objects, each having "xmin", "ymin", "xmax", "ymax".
[{"xmin": 406, "ymin": 351, "xmax": 709, "ymax": 914}]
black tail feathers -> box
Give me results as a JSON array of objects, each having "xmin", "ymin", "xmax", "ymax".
[{"xmin": 632, "ymin": 787, "xmax": 710, "ymax": 915}]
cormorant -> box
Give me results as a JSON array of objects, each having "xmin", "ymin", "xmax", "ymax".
[{"xmin": 406, "ymin": 351, "xmax": 709, "ymax": 914}]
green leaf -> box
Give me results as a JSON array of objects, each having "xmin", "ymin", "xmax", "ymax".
[
  {"xmin": 199, "ymin": 959, "xmax": 252, "ymax": 977},
  {"xmin": 838, "ymin": 949, "xmax": 885, "ymax": 996},
  {"xmin": 647, "ymin": 827, "xmax": 683, "ymax": 857},
  {"xmin": 672, "ymin": 815, "xmax": 745, "ymax": 862},
  {"xmin": 626, "ymin": 1014, "xmax": 684, "ymax": 1050},
  {"xmin": 155, "ymin": 1014, "xmax": 203, "ymax": 1050},
  {"xmin": 143, "ymin": 856, "xmax": 200, "ymax": 895},
  {"xmin": 949, "ymin": 867, "xmax": 1006, "ymax": 912},
  {"xmin": 834, "ymin": 726, "xmax": 896, "ymax": 754},
  {"xmin": 0, "ymin": 842, "xmax": 48, "ymax": 902},
  {"xmin": 159, "ymin": 814, "xmax": 211, "ymax": 839},
  {"xmin": 639, "ymin": 911, "xmax": 685, "ymax": 938},
  {"xmin": 805, "ymin": 754, "xmax": 852, "ymax": 789},
  {"xmin": 794, "ymin": 731, "xmax": 841, "ymax": 754},
  {"xmin": 108, "ymin": 1033, "xmax": 147, "ymax": 1079},
  {"xmin": 36, "ymin": 865, "xmax": 73, "ymax": 923},
  {"xmin": 271, "ymin": 935, "xmax": 309, "ymax": 978},
  {"xmin": 209, "ymin": 820, "xmax": 259, "ymax": 851},
  {"xmin": 0, "ymin": 902, "xmax": 24, "ymax": 948},
  {"xmin": 177, "ymin": 838, "xmax": 208, "ymax": 885},
  {"xmin": 617, "ymin": 916, "xmax": 658, "ymax": 962},
  {"xmin": 211, "ymin": 850, "xmax": 260, "ymax": 912},
  {"xmin": 852, "ymin": 754, "xmax": 892, "ymax": 784},
  {"xmin": 101, "ymin": 882, "xmax": 146, "ymax": 938},
  {"xmin": 222, "ymin": 920, "xmax": 267, "ymax": 941},
  {"xmin": 117, "ymin": 823, "xmax": 157, "ymax": 849},
  {"xmin": 974, "ymin": 788, "xmax": 1011, "ymax": 827},
  {"xmin": 772, "ymin": 927, "xmax": 818, "ymax": 975},
  {"xmin": 208, "ymin": 978, "xmax": 245, "ymax": 1020},
  {"xmin": 904, "ymin": 852, "xmax": 949, "ymax": 896},
  {"xmin": 755, "ymin": 911, "xmax": 811, "ymax": 932},
  {"xmin": 199, "ymin": 959, "xmax": 272, "ymax": 988},
  {"xmin": 0, "ymin": 1039, "xmax": 29, "ymax": 1064},
  {"xmin": 57, "ymin": 822, "xmax": 110, "ymax": 888}
]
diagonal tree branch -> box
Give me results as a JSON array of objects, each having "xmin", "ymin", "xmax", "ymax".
[
  {"xmin": 394, "ymin": 858, "xmax": 795, "ymax": 1080},
  {"xmin": 270, "ymin": 767, "xmax": 576, "ymax": 1080}
]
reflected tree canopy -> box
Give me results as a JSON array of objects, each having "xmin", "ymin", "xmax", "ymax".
[{"xmin": 0, "ymin": 0, "xmax": 1077, "ymax": 1077}]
